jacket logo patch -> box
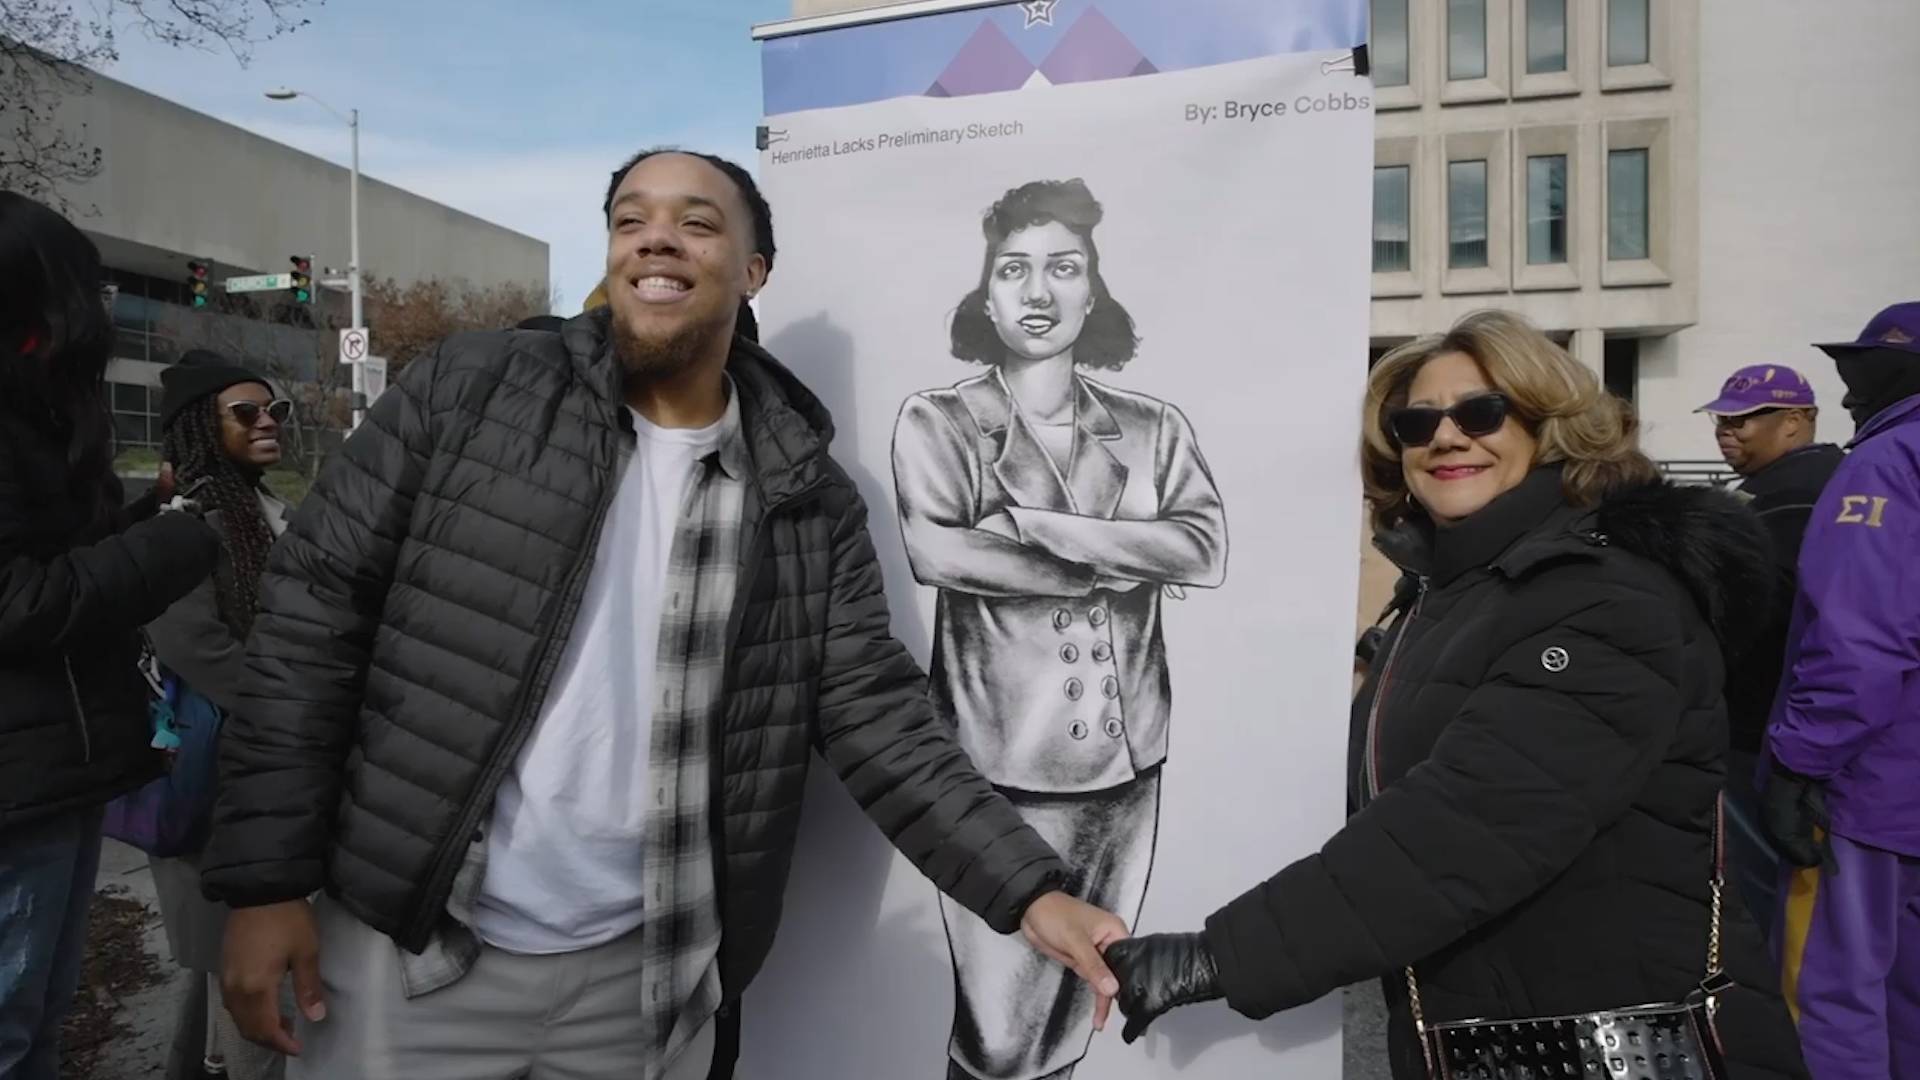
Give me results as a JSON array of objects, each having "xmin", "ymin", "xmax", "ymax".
[
  {"xmin": 1541, "ymin": 647, "xmax": 1570, "ymax": 673},
  {"xmin": 1835, "ymin": 495, "xmax": 1889, "ymax": 528}
]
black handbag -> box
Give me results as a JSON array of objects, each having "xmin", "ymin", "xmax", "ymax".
[{"xmin": 1409, "ymin": 800, "xmax": 1733, "ymax": 1080}]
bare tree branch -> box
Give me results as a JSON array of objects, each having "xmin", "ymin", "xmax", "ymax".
[
  {"xmin": 363, "ymin": 274, "xmax": 554, "ymax": 377},
  {"xmin": 1, "ymin": 0, "xmax": 323, "ymax": 214}
]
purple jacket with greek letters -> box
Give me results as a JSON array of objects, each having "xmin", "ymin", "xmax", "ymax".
[{"xmin": 1768, "ymin": 393, "xmax": 1920, "ymax": 856}]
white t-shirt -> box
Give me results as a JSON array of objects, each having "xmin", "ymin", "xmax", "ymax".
[{"xmin": 472, "ymin": 402, "xmax": 729, "ymax": 955}]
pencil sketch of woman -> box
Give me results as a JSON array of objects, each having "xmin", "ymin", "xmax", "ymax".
[{"xmin": 891, "ymin": 178, "xmax": 1228, "ymax": 1080}]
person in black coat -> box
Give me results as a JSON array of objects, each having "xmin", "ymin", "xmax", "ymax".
[
  {"xmin": 1103, "ymin": 310, "xmax": 1807, "ymax": 1079},
  {"xmin": 1693, "ymin": 364, "xmax": 1843, "ymax": 942},
  {"xmin": 144, "ymin": 353, "xmax": 294, "ymax": 1080},
  {"xmin": 0, "ymin": 191, "xmax": 220, "ymax": 1078}
]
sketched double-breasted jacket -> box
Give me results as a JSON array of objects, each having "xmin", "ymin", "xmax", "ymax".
[{"xmin": 891, "ymin": 369, "xmax": 1227, "ymax": 794}]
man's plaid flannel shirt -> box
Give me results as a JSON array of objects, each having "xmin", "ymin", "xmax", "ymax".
[{"xmin": 391, "ymin": 387, "xmax": 747, "ymax": 1073}]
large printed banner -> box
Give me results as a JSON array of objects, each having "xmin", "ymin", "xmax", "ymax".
[{"xmin": 744, "ymin": 2, "xmax": 1372, "ymax": 1076}]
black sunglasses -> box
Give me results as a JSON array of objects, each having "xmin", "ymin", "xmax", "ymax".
[
  {"xmin": 224, "ymin": 399, "xmax": 294, "ymax": 427},
  {"xmin": 1387, "ymin": 392, "xmax": 1512, "ymax": 448}
]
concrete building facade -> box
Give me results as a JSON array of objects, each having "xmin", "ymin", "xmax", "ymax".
[
  {"xmin": 1369, "ymin": 0, "xmax": 1920, "ymax": 463},
  {"xmin": 34, "ymin": 66, "xmax": 550, "ymax": 448},
  {"xmin": 784, "ymin": 0, "xmax": 1920, "ymax": 466}
]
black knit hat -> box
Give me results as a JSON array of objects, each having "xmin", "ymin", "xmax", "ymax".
[{"xmin": 159, "ymin": 349, "xmax": 271, "ymax": 431}]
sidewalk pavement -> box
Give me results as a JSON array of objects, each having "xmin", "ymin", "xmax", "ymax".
[
  {"xmin": 78, "ymin": 836, "xmax": 1392, "ymax": 1080},
  {"xmin": 80, "ymin": 839, "xmax": 193, "ymax": 1080}
]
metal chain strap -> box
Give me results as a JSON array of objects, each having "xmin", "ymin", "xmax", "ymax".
[
  {"xmin": 1707, "ymin": 876, "xmax": 1724, "ymax": 977},
  {"xmin": 1406, "ymin": 797, "xmax": 1729, "ymax": 1035}
]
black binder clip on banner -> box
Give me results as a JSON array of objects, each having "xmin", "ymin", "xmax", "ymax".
[
  {"xmin": 1321, "ymin": 43, "xmax": 1371, "ymax": 78},
  {"xmin": 756, "ymin": 126, "xmax": 791, "ymax": 151}
]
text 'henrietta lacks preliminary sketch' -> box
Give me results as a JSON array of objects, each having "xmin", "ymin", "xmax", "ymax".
[{"xmin": 890, "ymin": 178, "xmax": 1230, "ymax": 1080}]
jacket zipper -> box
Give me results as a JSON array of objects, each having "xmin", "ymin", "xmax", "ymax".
[
  {"xmin": 63, "ymin": 655, "xmax": 93, "ymax": 764},
  {"xmin": 1363, "ymin": 577, "xmax": 1427, "ymax": 804},
  {"xmin": 402, "ymin": 437, "xmax": 629, "ymax": 948},
  {"xmin": 709, "ymin": 479, "xmax": 826, "ymax": 1001}
]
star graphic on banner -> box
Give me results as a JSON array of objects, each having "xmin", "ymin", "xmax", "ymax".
[{"xmin": 1021, "ymin": 0, "xmax": 1058, "ymax": 29}]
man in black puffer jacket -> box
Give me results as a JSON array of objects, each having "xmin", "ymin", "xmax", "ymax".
[{"xmin": 202, "ymin": 150, "xmax": 1123, "ymax": 1080}]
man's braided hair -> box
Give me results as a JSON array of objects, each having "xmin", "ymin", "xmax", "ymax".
[{"xmin": 162, "ymin": 397, "xmax": 275, "ymax": 637}]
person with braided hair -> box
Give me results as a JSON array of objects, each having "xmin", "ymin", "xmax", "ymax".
[{"xmin": 145, "ymin": 350, "xmax": 292, "ymax": 1080}]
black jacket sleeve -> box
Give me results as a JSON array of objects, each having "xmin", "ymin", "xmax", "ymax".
[
  {"xmin": 200, "ymin": 351, "xmax": 439, "ymax": 907},
  {"xmin": 813, "ymin": 480, "xmax": 1070, "ymax": 933},
  {"xmin": 0, "ymin": 468, "xmax": 219, "ymax": 654},
  {"xmin": 148, "ymin": 576, "xmax": 249, "ymax": 716},
  {"xmin": 1203, "ymin": 577, "xmax": 1686, "ymax": 1018}
]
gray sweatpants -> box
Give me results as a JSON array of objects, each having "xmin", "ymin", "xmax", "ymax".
[{"xmin": 289, "ymin": 898, "xmax": 714, "ymax": 1080}]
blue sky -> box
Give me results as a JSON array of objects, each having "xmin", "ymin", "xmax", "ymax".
[{"xmin": 106, "ymin": 0, "xmax": 793, "ymax": 310}]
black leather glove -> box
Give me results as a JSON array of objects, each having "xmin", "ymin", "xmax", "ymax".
[
  {"xmin": 1103, "ymin": 932, "xmax": 1223, "ymax": 1044},
  {"xmin": 1762, "ymin": 761, "xmax": 1833, "ymax": 871}
]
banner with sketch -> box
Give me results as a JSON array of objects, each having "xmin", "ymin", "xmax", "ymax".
[{"xmin": 745, "ymin": 2, "xmax": 1371, "ymax": 1076}]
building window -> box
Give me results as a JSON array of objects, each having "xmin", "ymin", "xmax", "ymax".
[
  {"xmin": 1373, "ymin": 166, "xmax": 1412, "ymax": 273},
  {"xmin": 1448, "ymin": 159, "xmax": 1490, "ymax": 269},
  {"xmin": 1447, "ymin": 0, "xmax": 1487, "ymax": 81},
  {"xmin": 1371, "ymin": 0, "xmax": 1410, "ymax": 88},
  {"xmin": 106, "ymin": 268, "xmax": 194, "ymax": 367},
  {"xmin": 1608, "ymin": 0, "xmax": 1650, "ymax": 66},
  {"xmin": 1525, "ymin": 154, "xmax": 1568, "ymax": 265},
  {"xmin": 111, "ymin": 381, "xmax": 159, "ymax": 449},
  {"xmin": 1526, "ymin": 0, "xmax": 1567, "ymax": 73},
  {"xmin": 1608, "ymin": 148, "xmax": 1650, "ymax": 260},
  {"xmin": 1604, "ymin": 337, "xmax": 1639, "ymax": 402}
]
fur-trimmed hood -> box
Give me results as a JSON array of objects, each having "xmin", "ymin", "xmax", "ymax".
[
  {"xmin": 1505, "ymin": 481, "xmax": 1777, "ymax": 657},
  {"xmin": 1378, "ymin": 474, "xmax": 1777, "ymax": 658}
]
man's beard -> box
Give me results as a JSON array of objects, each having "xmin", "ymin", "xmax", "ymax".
[{"xmin": 610, "ymin": 306, "xmax": 729, "ymax": 384}]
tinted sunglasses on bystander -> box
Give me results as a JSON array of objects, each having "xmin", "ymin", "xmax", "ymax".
[
  {"xmin": 1387, "ymin": 392, "xmax": 1512, "ymax": 448},
  {"xmin": 224, "ymin": 399, "xmax": 294, "ymax": 427}
]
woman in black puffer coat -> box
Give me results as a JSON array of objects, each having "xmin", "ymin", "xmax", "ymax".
[
  {"xmin": 1104, "ymin": 310, "xmax": 1807, "ymax": 1078},
  {"xmin": 0, "ymin": 192, "xmax": 220, "ymax": 1078}
]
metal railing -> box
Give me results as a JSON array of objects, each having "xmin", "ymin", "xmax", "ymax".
[{"xmin": 1657, "ymin": 459, "xmax": 1739, "ymax": 488}]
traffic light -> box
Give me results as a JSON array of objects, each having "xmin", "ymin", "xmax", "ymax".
[
  {"xmin": 289, "ymin": 255, "xmax": 313, "ymax": 304},
  {"xmin": 186, "ymin": 261, "xmax": 209, "ymax": 309}
]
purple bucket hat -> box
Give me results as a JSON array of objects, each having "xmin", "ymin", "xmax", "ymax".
[{"xmin": 1696, "ymin": 364, "xmax": 1818, "ymax": 416}]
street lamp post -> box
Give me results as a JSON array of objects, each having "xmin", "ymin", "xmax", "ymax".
[{"xmin": 265, "ymin": 88, "xmax": 365, "ymax": 428}]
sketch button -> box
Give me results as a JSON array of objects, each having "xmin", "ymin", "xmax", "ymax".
[
  {"xmin": 1059, "ymin": 644, "xmax": 1079, "ymax": 664},
  {"xmin": 1103, "ymin": 717, "xmax": 1125, "ymax": 739},
  {"xmin": 1087, "ymin": 607, "xmax": 1108, "ymax": 628},
  {"xmin": 1052, "ymin": 609, "xmax": 1073, "ymax": 631},
  {"xmin": 1092, "ymin": 642, "xmax": 1112, "ymax": 663},
  {"xmin": 1064, "ymin": 678, "xmax": 1084, "ymax": 701},
  {"xmin": 1101, "ymin": 676, "xmax": 1119, "ymax": 699},
  {"xmin": 1068, "ymin": 720, "xmax": 1089, "ymax": 740}
]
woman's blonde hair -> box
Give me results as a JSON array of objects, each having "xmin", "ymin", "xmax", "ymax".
[{"xmin": 1362, "ymin": 309, "xmax": 1658, "ymax": 530}]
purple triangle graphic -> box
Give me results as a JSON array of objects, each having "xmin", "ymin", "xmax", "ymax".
[
  {"xmin": 927, "ymin": 22, "xmax": 1036, "ymax": 98},
  {"xmin": 1039, "ymin": 8, "xmax": 1153, "ymax": 85}
]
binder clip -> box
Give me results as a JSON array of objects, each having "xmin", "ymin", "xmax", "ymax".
[{"xmin": 1321, "ymin": 44, "xmax": 1371, "ymax": 77}]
